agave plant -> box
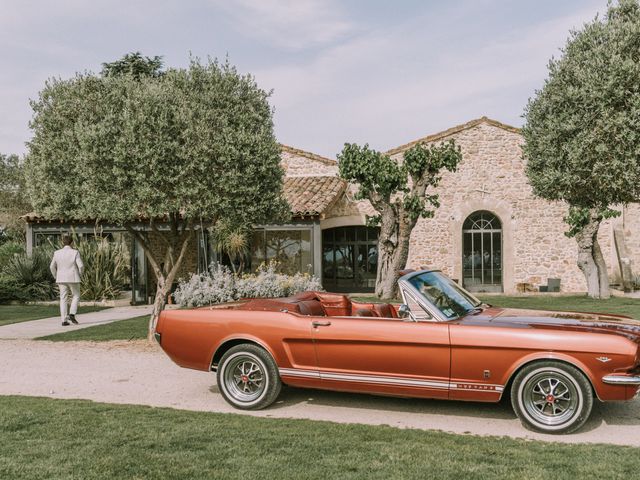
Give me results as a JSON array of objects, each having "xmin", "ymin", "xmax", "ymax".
[{"xmin": 3, "ymin": 246, "xmax": 57, "ymax": 301}]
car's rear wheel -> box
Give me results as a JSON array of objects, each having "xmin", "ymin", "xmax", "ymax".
[
  {"xmin": 511, "ymin": 361, "xmax": 593, "ymax": 434},
  {"xmin": 217, "ymin": 344, "xmax": 281, "ymax": 410}
]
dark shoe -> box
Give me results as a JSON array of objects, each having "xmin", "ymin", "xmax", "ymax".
[
  {"xmin": 62, "ymin": 321, "xmax": 70, "ymax": 326},
  {"xmin": 69, "ymin": 314, "xmax": 78, "ymax": 325}
]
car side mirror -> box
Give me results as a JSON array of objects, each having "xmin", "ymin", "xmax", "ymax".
[{"xmin": 397, "ymin": 304, "xmax": 411, "ymax": 319}]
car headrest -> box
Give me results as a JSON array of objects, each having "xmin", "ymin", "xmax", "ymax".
[{"xmin": 296, "ymin": 300, "xmax": 326, "ymax": 316}]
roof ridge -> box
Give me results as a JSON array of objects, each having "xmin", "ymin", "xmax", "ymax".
[
  {"xmin": 385, "ymin": 116, "xmax": 521, "ymax": 156},
  {"xmin": 280, "ymin": 144, "xmax": 337, "ymax": 165}
]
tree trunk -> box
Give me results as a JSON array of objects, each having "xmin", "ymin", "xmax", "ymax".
[
  {"xmin": 592, "ymin": 234, "xmax": 611, "ymax": 299},
  {"xmin": 149, "ymin": 279, "xmax": 169, "ymax": 341},
  {"xmin": 127, "ymin": 223, "xmax": 194, "ymax": 341},
  {"xmin": 375, "ymin": 219, "xmax": 411, "ymax": 300},
  {"xmin": 574, "ymin": 215, "xmax": 609, "ymax": 299}
]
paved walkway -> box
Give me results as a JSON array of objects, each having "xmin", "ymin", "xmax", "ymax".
[{"xmin": 0, "ymin": 305, "xmax": 153, "ymax": 339}]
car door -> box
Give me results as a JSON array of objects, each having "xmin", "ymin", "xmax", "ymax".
[{"xmin": 310, "ymin": 311, "xmax": 450, "ymax": 399}]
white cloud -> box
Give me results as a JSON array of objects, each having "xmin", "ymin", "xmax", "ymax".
[
  {"xmin": 210, "ymin": 0, "xmax": 354, "ymax": 50},
  {"xmin": 254, "ymin": 2, "xmax": 603, "ymax": 157}
]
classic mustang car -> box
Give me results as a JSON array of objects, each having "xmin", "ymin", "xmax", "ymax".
[{"xmin": 155, "ymin": 269, "xmax": 640, "ymax": 434}]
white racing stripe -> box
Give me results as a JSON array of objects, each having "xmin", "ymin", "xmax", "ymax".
[{"xmin": 279, "ymin": 368, "xmax": 503, "ymax": 392}]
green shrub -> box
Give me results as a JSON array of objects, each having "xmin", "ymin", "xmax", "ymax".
[
  {"xmin": 0, "ymin": 241, "xmax": 25, "ymax": 272},
  {"xmin": 2, "ymin": 246, "xmax": 56, "ymax": 301},
  {"xmin": 0, "ymin": 275, "xmax": 28, "ymax": 303}
]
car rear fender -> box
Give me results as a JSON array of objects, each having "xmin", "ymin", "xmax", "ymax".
[
  {"xmin": 499, "ymin": 352, "xmax": 600, "ymax": 401},
  {"xmin": 209, "ymin": 334, "xmax": 277, "ymax": 372}
]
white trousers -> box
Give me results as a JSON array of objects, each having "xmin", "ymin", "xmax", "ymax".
[{"xmin": 59, "ymin": 283, "xmax": 81, "ymax": 321}]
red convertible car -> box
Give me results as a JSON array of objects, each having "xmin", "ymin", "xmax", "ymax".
[{"xmin": 156, "ymin": 269, "xmax": 640, "ymax": 434}]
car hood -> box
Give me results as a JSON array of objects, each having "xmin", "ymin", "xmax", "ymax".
[{"xmin": 462, "ymin": 307, "xmax": 640, "ymax": 343}]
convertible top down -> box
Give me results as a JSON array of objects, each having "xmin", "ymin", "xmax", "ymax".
[{"xmin": 156, "ymin": 270, "xmax": 640, "ymax": 434}]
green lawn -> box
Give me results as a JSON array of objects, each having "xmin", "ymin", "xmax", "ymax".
[
  {"xmin": 0, "ymin": 396, "xmax": 638, "ymax": 480},
  {"xmin": 479, "ymin": 295, "xmax": 640, "ymax": 320},
  {"xmin": 0, "ymin": 304, "xmax": 108, "ymax": 326},
  {"xmin": 37, "ymin": 314, "xmax": 149, "ymax": 342},
  {"xmin": 352, "ymin": 294, "xmax": 640, "ymax": 320}
]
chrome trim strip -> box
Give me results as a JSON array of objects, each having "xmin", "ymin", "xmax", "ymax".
[
  {"xmin": 321, "ymin": 371, "xmax": 449, "ymax": 389},
  {"xmin": 279, "ymin": 368, "xmax": 320, "ymax": 379},
  {"xmin": 602, "ymin": 374, "xmax": 640, "ymax": 385},
  {"xmin": 279, "ymin": 367, "xmax": 504, "ymax": 391}
]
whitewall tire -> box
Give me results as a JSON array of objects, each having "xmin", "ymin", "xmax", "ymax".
[
  {"xmin": 510, "ymin": 361, "xmax": 593, "ymax": 434},
  {"xmin": 217, "ymin": 344, "xmax": 282, "ymax": 410}
]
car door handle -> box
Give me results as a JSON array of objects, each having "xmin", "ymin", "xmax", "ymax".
[{"xmin": 312, "ymin": 320, "xmax": 332, "ymax": 327}]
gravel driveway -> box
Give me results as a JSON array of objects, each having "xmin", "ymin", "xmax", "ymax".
[{"xmin": 1, "ymin": 339, "xmax": 638, "ymax": 446}]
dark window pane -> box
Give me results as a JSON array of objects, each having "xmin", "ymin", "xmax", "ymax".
[
  {"xmin": 367, "ymin": 227, "xmax": 379, "ymax": 241},
  {"xmin": 322, "ymin": 229, "xmax": 333, "ymax": 243},
  {"xmin": 345, "ymin": 228, "xmax": 355, "ymax": 242},
  {"xmin": 356, "ymin": 227, "xmax": 367, "ymax": 242}
]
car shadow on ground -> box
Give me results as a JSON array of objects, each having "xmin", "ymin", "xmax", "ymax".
[
  {"xmin": 268, "ymin": 386, "xmax": 517, "ymax": 420},
  {"xmin": 207, "ymin": 383, "xmax": 640, "ymax": 433}
]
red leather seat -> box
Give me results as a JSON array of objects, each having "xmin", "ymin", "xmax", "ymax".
[{"xmin": 373, "ymin": 303, "xmax": 397, "ymax": 318}]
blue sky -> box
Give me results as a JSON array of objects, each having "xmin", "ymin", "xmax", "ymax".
[{"xmin": 0, "ymin": 0, "xmax": 605, "ymax": 158}]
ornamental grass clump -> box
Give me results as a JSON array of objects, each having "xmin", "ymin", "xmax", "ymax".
[
  {"xmin": 173, "ymin": 262, "xmax": 323, "ymax": 308},
  {"xmin": 77, "ymin": 237, "xmax": 130, "ymax": 301}
]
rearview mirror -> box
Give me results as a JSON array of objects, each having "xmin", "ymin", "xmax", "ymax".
[{"xmin": 397, "ymin": 304, "xmax": 411, "ymax": 319}]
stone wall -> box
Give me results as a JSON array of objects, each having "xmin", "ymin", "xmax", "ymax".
[
  {"xmin": 279, "ymin": 120, "xmax": 635, "ymax": 293},
  {"xmin": 388, "ymin": 121, "xmax": 616, "ymax": 293},
  {"xmin": 621, "ymin": 204, "xmax": 640, "ymax": 282},
  {"xmin": 280, "ymin": 149, "xmax": 338, "ymax": 176}
]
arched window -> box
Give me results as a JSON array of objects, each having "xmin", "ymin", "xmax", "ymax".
[{"xmin": 462, "ymin": 211, "xmax": 502, "ymax": 292}]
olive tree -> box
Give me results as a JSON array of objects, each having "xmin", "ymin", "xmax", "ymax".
[
  {"xmin": 26, "ymin": 57, "xmax": 289, "ymax": 336},
  {"xmin": 0, "ymin": 153, "xmax": 31, "ymax": 240},
  {"xmin": 523, "ymin": 0, "xmax": 640, "ymax": 299},
  {"xmin": 338, "ymin": 141, "xmax": 461, "ymax": 299}
]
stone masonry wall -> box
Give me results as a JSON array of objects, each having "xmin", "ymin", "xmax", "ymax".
[
  {"xmin": 280, "ymin": 150, "xmax": 338, "ymax": 176},
  {"xmin": 279, "ymin": 121, "xmax": 633, "ymax": 293},
  {"xmin": 387, "ymin": 122, "xmax": 612, "ymax": 293}
]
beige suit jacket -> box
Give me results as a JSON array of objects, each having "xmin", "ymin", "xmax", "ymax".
[{"xmin": 50, "ymin": 246, "xmax": 84, "ymax": 284}]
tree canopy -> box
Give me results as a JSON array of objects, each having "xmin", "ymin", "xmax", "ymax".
[
  {"xmin": 338, "ymin": 140, "xmax": 461, "ymax": 298},
  {"xmin": 26, "ymin": 55, "xmax": 289, "ymax": 333},
  {"xmin": 0, "ymin": 153, "xmax": 31, "ymax": 239},
  {"xmin": 26, "ymin": 57, "xmax": 288, "ymax": 228},
  {"xmin": 524, "ymin": 0, "xmax": 640, "ymax": 211},
  {"xmin": 522, "ymin": 0, "xmax": 640, "ymax": 298},
  {"xmin": 101, "ymin": 51, "xmax": 164, "ymax": 79}
]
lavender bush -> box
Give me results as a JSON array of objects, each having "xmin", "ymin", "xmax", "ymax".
[{"xmin": 173, "ymin": 262, "xmax": 323, "ymax": 308}]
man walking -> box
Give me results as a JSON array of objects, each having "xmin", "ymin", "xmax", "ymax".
[{"xmin": 50, "ymin": 235, "xmax": 84, "ymax": 326}]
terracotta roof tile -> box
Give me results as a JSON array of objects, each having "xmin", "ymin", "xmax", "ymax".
[{"xmin": 283, "ymin": 176, "xmax": 346, "ymax": 218}]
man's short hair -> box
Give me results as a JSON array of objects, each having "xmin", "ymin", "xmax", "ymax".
[{"xmin": 62, "ymin": 235, "xmax": 73, "ymax": 246}]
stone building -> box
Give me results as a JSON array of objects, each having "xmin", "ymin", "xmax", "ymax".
[{"xmin": 24, "ymin": 117, "xmax": 640, "ymax": 301}]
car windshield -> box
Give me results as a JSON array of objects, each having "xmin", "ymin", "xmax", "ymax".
[{"xmin": 408, "ymin": 271, "xmax": 482, "ymax": 320}]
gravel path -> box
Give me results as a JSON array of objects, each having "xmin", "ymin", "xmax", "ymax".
[{"xmin": 1, "ymin": 339, "xmax": 639, "ymax": 446}]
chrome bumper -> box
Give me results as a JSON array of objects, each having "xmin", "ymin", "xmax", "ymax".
[{"xmin": 602, "ymin": 374, "xmax": 640, "ymax": 385}]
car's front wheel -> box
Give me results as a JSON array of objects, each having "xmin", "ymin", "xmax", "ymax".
[
  {"xmin": 511, "ymin": 361, "xmax": 593, "ymax": 434},
  {"xmin": 217, "ymin": 344, "xmax": 281, "ymax": 410}
]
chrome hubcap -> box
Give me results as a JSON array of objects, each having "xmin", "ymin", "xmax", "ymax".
[
  {"xmin": 224, "ymin": 355, "xmax": 265, "ymax": 402},
  {"xmin": 524, "ymin": 372, "xmax": 578, "ymax": 426}
]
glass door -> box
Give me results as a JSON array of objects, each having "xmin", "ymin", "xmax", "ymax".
[{"xmin": 131, "ymin": 235, "xmax": 149, "ymax": 304}]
